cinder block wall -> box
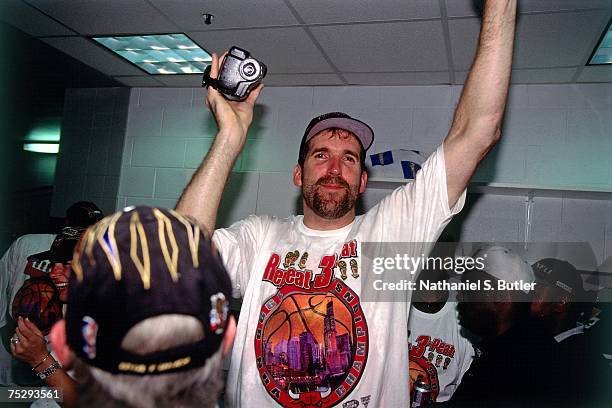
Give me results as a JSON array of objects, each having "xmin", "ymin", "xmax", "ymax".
[
  {"xmin": 57, "ymin": 84, "xmax": 612, "ymax": 280},
  {"xmin": 51, "ymin": 87, "xmax": 130, "ymax": 216}
]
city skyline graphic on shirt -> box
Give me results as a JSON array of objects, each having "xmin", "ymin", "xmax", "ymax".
[{"xmin": 261, "ymin": 293, "xmax": 356, "ymax": 393}]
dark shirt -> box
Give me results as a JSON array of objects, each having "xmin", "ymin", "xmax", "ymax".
[
  {"xmin": 553, "ymin": 307, "xmax": 612, "ymax": 407},
  {"xmin": 448, "ymin": 319, "xmax": 569, "ymax": 407}
]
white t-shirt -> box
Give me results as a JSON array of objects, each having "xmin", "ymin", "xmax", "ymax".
[
  {"xmin": 408, "ymin": 302, "xmax": 474, "ymax": 402},
  {"xmin": 214, "ymin": 146, "xmax": 465, "ymax": 407},
  {"xmin": 0, "ymin": 233, "xmax": 55, "ymax": 386}
]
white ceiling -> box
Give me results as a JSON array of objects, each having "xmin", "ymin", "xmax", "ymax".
[{"xmin": 2, "ymin": 0, "xmax": 611, "ymax": 87}]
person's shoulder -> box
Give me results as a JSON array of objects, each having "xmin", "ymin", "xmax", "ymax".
[
  {"xmin": 7, "ymin": 233, "xmax": 54, "ymax": 252},
  {"xmin": 263, "ymin": 214, "xmax": 304, "ymax": 235},
  {"xmin": 504, "ymin": 319, "xmax": 557, "ymax": 355},
  {"xmin": 417, "ymin": 145, "xmax": 445, "ymax": 172},
  {"xmin": 218, "ymin": 214, "xmax": 299, "ymax": 238},
  {"xmin": 240, "ymin": 214, "xmax": 297, "ymax": 226},
  {"xmin": 14, "ymin": 233, "xmax": 55, "ymax": 242}
]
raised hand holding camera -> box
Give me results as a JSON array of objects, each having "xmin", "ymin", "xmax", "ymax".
[
  {"xmin": 203, "ymin": 46, "xmax": 267, "ymax": 101},
  {"xmin": 203, "ymin": 49, "xmax": 263, "ymax": 145},
  {"xmin": 177, "ymin": 49, "xmax": 264, "ymax": 230}
]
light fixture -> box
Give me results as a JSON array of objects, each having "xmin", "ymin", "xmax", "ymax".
[
  {"xmin": 23, "ymin": 118, "xmax": 61, "ymax": 153},
  {"xmin": 23, "ymin": 143, "xmax": 60, "ymax": 154},
  {"xmin": 588, "ymin": 18, "xmax": 612, "ymax": 65},
  {"xmin": 92, "ymin": 34, "xmax": 212, "ymax": 75},
  {"xmin": 25, "ymin": 117, "xmax": 61, "ymax": 142}
]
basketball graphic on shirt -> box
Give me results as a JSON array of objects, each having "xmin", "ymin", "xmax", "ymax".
[
  {"xmin": 255, "ymin": 277, "xmax": 368, "ymax": 407},
  {"xmin": 409, "ymin": 360, "xmax": 428, "ymax": 384},
  {"xmin": 11, "ymin": 277, "xmax": 62, "ymax": 334},
  {"xmin": 409, "ymin": 357, "xmax": 440, "ymax": 402}
]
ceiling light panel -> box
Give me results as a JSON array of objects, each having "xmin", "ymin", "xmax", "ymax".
[
  {"xmin": 92, "ymin": 34, "xmax": 211, "ymax": 74},
  {"xmin": 589, "ymin": 19, "xmax": 612, "ymax": 65}
]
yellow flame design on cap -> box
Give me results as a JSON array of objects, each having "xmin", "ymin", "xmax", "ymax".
[
  {"xmin": 153, "ymin": 208, "xmax": 179, "ymax": 282},
  {"xmin": 130, "ymin": 211, "xmax": 151, "ymax": 289},
  {"xmin": 73, "ymin": 208, "xmax": 204, "ymax": 288}
]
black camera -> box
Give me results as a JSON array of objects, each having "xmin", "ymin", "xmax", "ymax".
[{"xmin": 202, "ymin": 46, "xmax": 267, "ymax": 101}]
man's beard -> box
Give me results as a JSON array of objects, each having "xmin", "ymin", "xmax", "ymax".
[{"xmin": 302, "ymin": 175, "xmax": 360, "ymax": 220}]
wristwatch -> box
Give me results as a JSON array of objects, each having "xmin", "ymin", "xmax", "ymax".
[{"xmin": 36, "ymin": 360, "xmax": 61, "ymax": 379}]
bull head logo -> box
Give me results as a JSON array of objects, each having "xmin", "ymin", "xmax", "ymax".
[{"xmin": 287, "ymin": 387, "xmax": 332, "ymax": 407}]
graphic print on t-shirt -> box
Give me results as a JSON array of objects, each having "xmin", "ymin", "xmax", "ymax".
[
  {"xmin": 255, "ymin": 243, "xmax": 368, "ymax": 407},
  {"xmin": 409, "ymin": 335, "xmax": 458, "ymax": 401}
]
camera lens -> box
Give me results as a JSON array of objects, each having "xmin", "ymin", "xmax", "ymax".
[{"xmin": 241, "ymin": 62, "xmax": 257, "ymax": 78}]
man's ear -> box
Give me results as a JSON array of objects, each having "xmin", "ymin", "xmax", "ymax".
[
  {"xmin": 49, "ymin": 320, "xmax": 73, "ymax": 367},
  {"xmin": 359, "ymin": 170, "xmax": 368, "ymax": 194},
  {"xmin": 293, "ymin": 164, "xmax": 303, "ymax": 187},
  {"xmin": 222, "ymin": 315, "xmax": 237, "ymax": 356}
]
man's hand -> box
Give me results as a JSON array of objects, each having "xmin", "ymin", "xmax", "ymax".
[{"xmin": 205, "ymin": 52, "xmax": 263, "ymax": 147}]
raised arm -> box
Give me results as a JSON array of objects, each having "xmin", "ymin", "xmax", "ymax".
[
  {"xmin": 175, "ymin": 53, "xmax": 262, "ymax": 235},
  {"xmin": 443, "ymin": 0, "xmax": 517, "ymax": 207}
]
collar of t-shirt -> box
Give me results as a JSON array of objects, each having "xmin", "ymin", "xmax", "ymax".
[
  {"xmin": 410, "ymin": 301, "xmax": 455, "ymax": 320},
  {"xmin": 296, "ymin": 215, "xmax": 356, "ymax": 237}
]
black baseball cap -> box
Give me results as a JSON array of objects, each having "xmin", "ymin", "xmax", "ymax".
[
  {"xmin": 532, "ymin": 258, "xmax": 584, "ymax": 297},
  {"xmin": 66, "ymin": 201, "xmax": 103, "ymax": 228},
  {"xmin": 66, "ymin": 206, "xmax": 232, "ymax": 375},
  {"xmin": 299, "ymin": 112, "xmax": 374, "ymax": 161},
  {"xmin": 27, "ymin": 226, "xmax": 86, "ymax": 266}
]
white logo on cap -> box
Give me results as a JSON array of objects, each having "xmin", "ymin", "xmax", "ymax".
[
  {"xmin": 81, "ymin": 316, "xmax": 98, "ymax": 359},
  {"xmin": 209, "ymin": 293, "xmax": 229, "ymax": 335}
]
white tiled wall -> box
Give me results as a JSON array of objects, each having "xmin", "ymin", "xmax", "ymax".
[
  {"xmin": 51, "ymin": 87, "xmax": 130, "ymax": 217},
  {"xmin": 56, "ymin": 84, "xmax": 612, "ymax": 273}
]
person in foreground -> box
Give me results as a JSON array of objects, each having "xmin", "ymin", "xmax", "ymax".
[
  {"xmin": 176, "ymin": 1, "xmax": 518, "ymax": 406},
  {"xmin": 48, "ymin": 206, "xmax": 236, "ymax": 408}
]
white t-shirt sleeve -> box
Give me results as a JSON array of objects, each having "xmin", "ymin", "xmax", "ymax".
[
  {"xmin": 0, "ymin": 238, "xmax": 25, "ymax": 328},
  {"xmin": 457, "ymin": 341, "xmax": 475, "ymax": 387},
  {"xmin": 0, "ymin": 242, "xmax": 14, "ymax": 328},
  {"xmin": 212, "ymin": 215, "xmax": 269, "ymax": 298},
  {"xmin": 367, "ymin": 144, "xmax": 466, "ymax": 243}
]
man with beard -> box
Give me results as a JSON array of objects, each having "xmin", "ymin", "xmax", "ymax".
[{"xmin": 177, "ymin": 1, "xmax": 518, "ymax": 406}]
